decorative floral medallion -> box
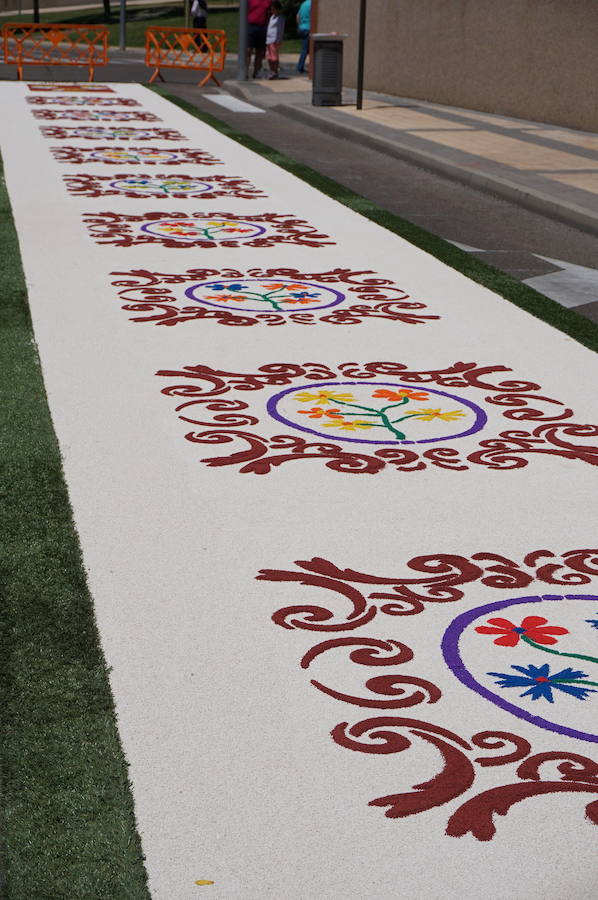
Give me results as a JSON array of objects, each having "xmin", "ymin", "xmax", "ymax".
[
  {"xmin": 27, "ymin": 95, "xmax": 140, "ymax": 106},
  {"xmin": 63, "ymin": 174, "xmax": 265, "ymax": 200},
  {"xmin": 112, "ymin": 266, "xmax": 438, "ymax": 327},
  {"xmin": 261, "ymin": 551, "xmax": 598, "ymax": 841},
  {"xmin": 268, "ymin": 381, "xmax": 484, "ymax": 445},
  {"xmin": 51, "ymin": 146, "xmax": 223, "ymax": 166},
  {"xmin": 443, "ymin": 594, "xmax": 598, "ymax": 743},
  {"xmin": 140, "ymin": 217, "xmax": 266, "ymax": 243},
  {"xmin": 40, "ymin": 126, "xmax": 184, "ymax": 140},
  {"xmin": 259, "ymin": 549, "xmax": 598, "ymax": 629},
  {"xmin": 32, "ymin": 109, "xmax": 160, "ymax": 122},
  {"xmin": 185, "ymin": 278, "xmax": 345, "ymax": 313},
  {"xmin": 84, "ymin": 212, "xmax": 333, "ymax": 248},
  {"xmin": 27, "ymin": 82, "xmax": 114, "ymax": 92},
  {"xmin": 157, "ymin": 360, "xmax": 598, "ymax": 474}
]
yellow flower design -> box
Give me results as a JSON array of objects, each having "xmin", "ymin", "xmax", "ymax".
[
  {"xmin": 409, "ymin": 408, "xmax": 465, "ymax": 422},
  {"xmin": 295, "ymin": 390, "xmax": 355, "ymax": 405},
  {"xmin": 323, "ymin": 420, "xmax": 373, "ymax": 431}
]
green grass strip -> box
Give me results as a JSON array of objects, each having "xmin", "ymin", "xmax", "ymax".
[
  {"xmin": 151, "ymin": 86, "xmax": 598, "ymax": 355},
  {"xmin": 0, "ymin": 158, "xmax": 149, "ymax": 898}
]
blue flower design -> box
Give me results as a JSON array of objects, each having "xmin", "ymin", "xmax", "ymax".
[
  {"xmin": 290, "ymin": 291, "xmax": 319, "ymax": 298},
  {"xmin": 487, "ymin": 663, "xmax": 597, "ymax": 703},
  {"xmin": 586, "ymin": 613, "xmax": 598, "ymax": 630},
  {"xmin": 210, "ymin": 283, "xmax": 247, "ymax": 292}
]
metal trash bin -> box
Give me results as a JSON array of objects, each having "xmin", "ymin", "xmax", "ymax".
[{"xmin": 312, "ymin": 33, "xmax": 347, "ymax": 107}]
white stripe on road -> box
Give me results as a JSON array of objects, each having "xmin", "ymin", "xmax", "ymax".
[{"xmin": 205, "ymin": 93, "xmax": 265, "ymax": 113}]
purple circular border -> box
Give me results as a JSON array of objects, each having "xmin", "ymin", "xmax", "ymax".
[
  {"xmin": 109, "ymin": 177, "xmax": 213, "ymax": 196},
  {"xmin": 140, "ymin": 218, "xmax": 267, "ymax": 242},
  {"xmin": 266, "ymin": 380, "xmax": 487, "ymax": 446},
  {"xmin": 184, "ymin": 278, "xmax": 345, "ymax": 313},
  {"xmin": 441, "ymin": 593, "xmax": 598, "ymax": 744}
]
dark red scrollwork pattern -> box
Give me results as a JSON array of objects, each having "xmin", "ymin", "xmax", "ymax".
[
  {"xmin": 63, "ymin": 174, "xmax": 267, "ymax": 200},
  {"xmin": 83, "ymin": 211, "xmax": 333, "ymax": 249},
  {"xmin": 40, "ymin": 126, "xmax": 184, "ymax": 140},
  {"xmin": 301, "ymin": 637, "xmax": 441, "ymax": 709},
  {"xmin": 445, "ymin": 752, "xmax": 598, "ymax": 840},
  {"xmin": 32, "ymin": 109, "xmax": 160, "ymax": 121},
  {"xmin": 332, "ymin": 717, "xmax": 598, "ymax": 840},
  {"xmin": 156, "ymin": 360, "xmax": 598, "ymax": 474},
  {"xmin": 257, "ymin": 550, "xmax": 598, "ymax": 631},
  {"xmin": 28, "ymin": 96, "xmax": 140, "ymax": 106},
  {"xmin": 110, "ymin": 267, "xmax": 439, "ymax": 327},
  {"xmin": 49, "ymin": 146, "xmax": 223, "ymax": 165},
  {"xmin": 289, "ymin": 635, "xmax": 598, "ymax": 840}
]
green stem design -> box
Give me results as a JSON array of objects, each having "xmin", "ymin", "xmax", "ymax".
[
  {"xmin": 390, "ymin": 413, "xmax": 426, "ymax": 424},
  {"xmin": 329, "ymin": 397, "xmax": 385, "ymax": 415},
  {"xmin": 223, "ymin": 288, "xmax": 287, "ymax": 311},
  {"xmin": 377, "ymin": 411, "xmax": 407, "ymax": 440},
  {"xmin": 311, "ymin": 394, "xmax": 457, "ymax": 441},
  {"xmin": 202, "ymin": 226, "xmax": 228, "ymax": 240},
  {"xmin": 521, "ymin": 634, "xmax": 598, "ymax": 668},
  {"xmin": 318, "ymin": 396, "xmax": 408, "ymax": 440},
  {"xmin": 323, "ymin": 398, "xmax": 408, "ymax": 439},
  {"xmin": 380, "ymin": 399, "xmax": 410, "ymax": 414},
  {"xmin": 552, "ymin": 678, "xmax": 598, "ymax": 687}
]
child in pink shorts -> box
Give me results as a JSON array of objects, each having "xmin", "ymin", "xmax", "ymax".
[{"xmin": 266, "ymin": 1, "xmax": 285, "ymax": 80}]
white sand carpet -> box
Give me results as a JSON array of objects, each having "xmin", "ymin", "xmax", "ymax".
[{"xmin": 2, "ymin": 81, "xmax": 598, "ymax": 899}]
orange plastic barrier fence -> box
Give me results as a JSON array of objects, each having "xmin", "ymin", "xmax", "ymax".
[
  {"xmin": 145, "ymin": 26, "xmax": 227, "ymax": 87},
  {"xmin": 2, "ymin": 23, "xmax": 108, "ymax": 81}
]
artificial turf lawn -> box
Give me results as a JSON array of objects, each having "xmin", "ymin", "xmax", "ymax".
[
  {"xmin": 0, "ymin": 160, "xmax": 149, "ymax": 897},
  {"xmin": 152, "ymin": 86, "xmax": 598, "ymax": 355}
]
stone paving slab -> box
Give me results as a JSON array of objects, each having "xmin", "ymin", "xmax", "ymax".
[{"xmin": 228, "ymin": 77, "xmax": 598, "ymax": 236}]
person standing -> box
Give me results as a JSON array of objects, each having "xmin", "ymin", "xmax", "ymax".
[
  {"xmin": 191, "ymin": 0, "xmax": 208, "ymax": 29},
  {"xmin": 191, "ymin": 0, "xmax": 208, "ymax": 51},
  {"xmin": 266, "ymin": 1, "xmax": 285, "ymax": 80},
  {"xmin": 247, "ymin": 0, "xmax": 271, "ymax": 78},
  {"xmin": 296, "ymin": 0, "xmax": 311, "ymax": 74}
]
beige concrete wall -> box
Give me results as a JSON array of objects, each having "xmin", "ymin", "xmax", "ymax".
[{"xmin": 316, "ymin": 0, "xmax": 598, "ymax": 132}]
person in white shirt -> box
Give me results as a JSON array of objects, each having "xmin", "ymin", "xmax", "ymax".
[{"xmin": 266, "ymin": 2, "xmax": 285, "ymax": 80}]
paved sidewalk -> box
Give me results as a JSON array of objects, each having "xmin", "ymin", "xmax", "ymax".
[{"xmin": 227, "ymin": 75, "xmax": 598, "ymax": 237}]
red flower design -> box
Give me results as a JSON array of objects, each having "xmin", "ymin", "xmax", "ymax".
[
  {"xmin": 372, "ymin": 388, "xmax": 429, "ymax": 401},
  {"xmin": 475, "ymin": 616, "xmax": 569, "ymax": 646}
]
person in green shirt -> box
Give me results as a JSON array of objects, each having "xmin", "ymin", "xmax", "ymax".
[{"xmin": 296, "ymin": 0, "xmax": 311, "ymax": 73}]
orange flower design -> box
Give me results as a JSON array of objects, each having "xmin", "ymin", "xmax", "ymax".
[
  {"xmin": 297, "ymin": 407, "xmax": 343, "ymax": 419},
  {"xmin": 372, "ymin": 388, "xmax": 430, "ymax": 401}
]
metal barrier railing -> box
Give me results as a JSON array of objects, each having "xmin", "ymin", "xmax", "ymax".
[
  {"xmin": 2, "ymin": 23, "xmax": 109, "ymax": 82},
  {"xmin": 145, "ymin": 26, "xmax": 227, "ymax": 87}
]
